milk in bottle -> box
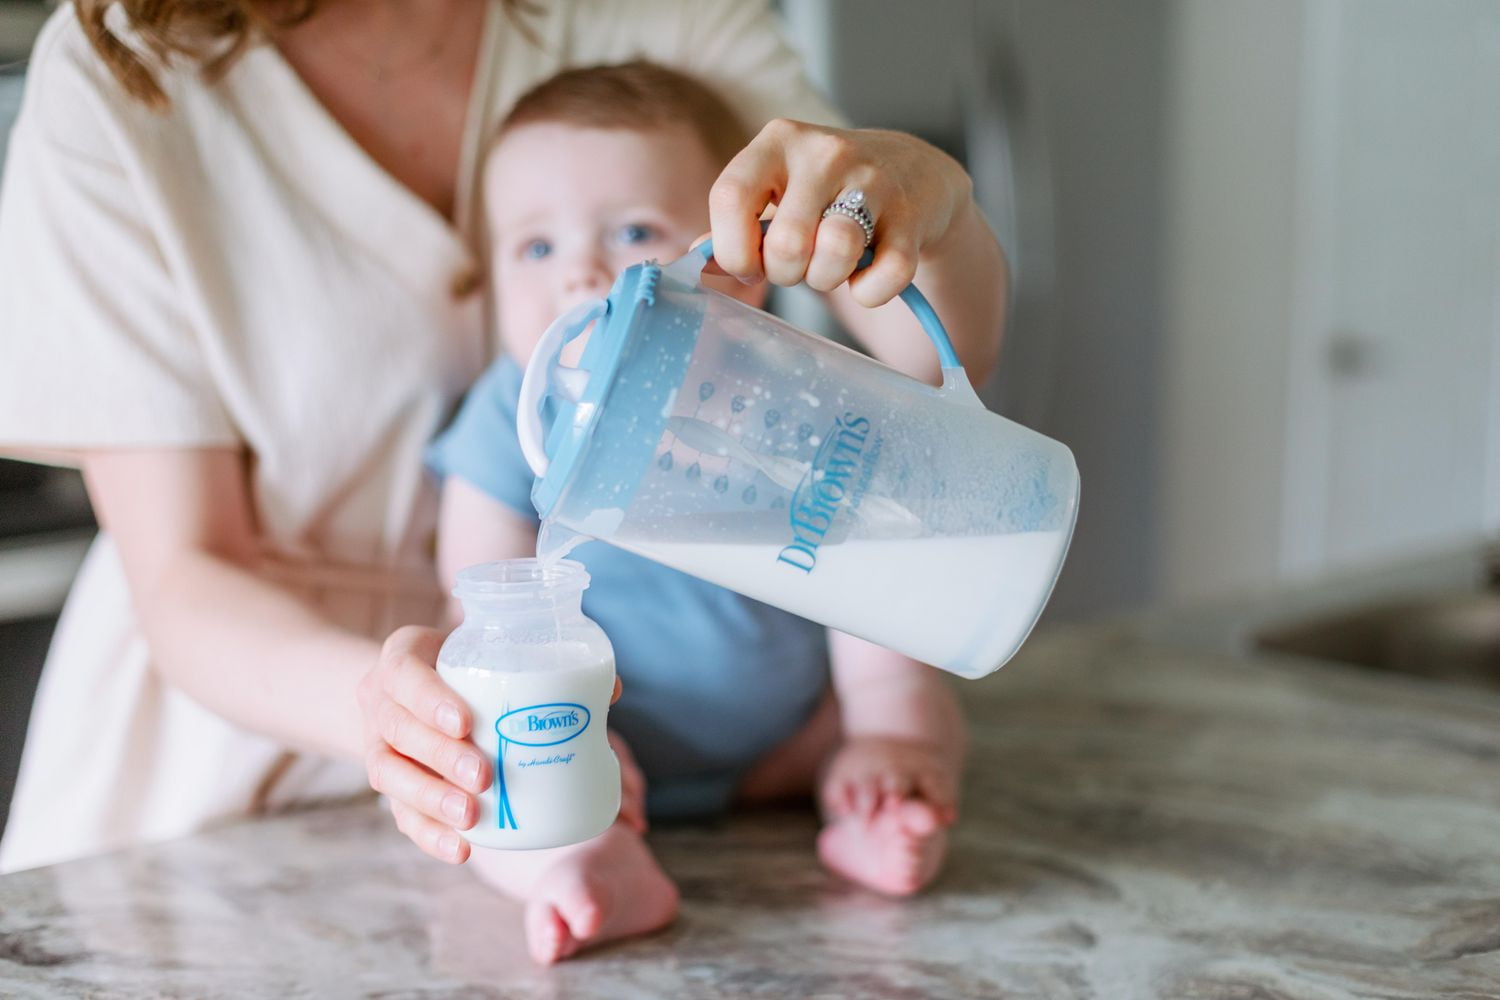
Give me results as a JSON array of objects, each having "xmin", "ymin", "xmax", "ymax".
[{"xmin": 436, "ymin": 560, "xmax": 619, "ymax": 850}]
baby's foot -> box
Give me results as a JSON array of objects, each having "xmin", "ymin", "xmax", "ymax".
[
  {"xmin": 817, "ymin": 797, "xmax": 949, "ymax": 897},
  {"xmin": 819, "ymin": 736, "xmax": 959, "ymax": 825},
  {"xmin": 521, "ymin": 821, "xmax": 680, "ymax": 965}
]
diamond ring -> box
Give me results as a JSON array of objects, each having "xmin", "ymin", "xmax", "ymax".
[{"xmin": 820, "ymin": 188, "xmax": 875, "ymax": 247}]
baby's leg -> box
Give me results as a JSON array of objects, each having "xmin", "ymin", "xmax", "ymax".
[
  {"xmin": 735, "ymin": 686, "xmax": 842, "ymax": 803},
  {"xmin": 468, "ymin": 730, "xmax": 678, "ymax": 965},
  {"xmin": 815, "ymin": 633, "xmax": 966, "ymax": 896},
  {"xmin": 733, "ymin": 650, "xmax": 962, "ymax": 897}
]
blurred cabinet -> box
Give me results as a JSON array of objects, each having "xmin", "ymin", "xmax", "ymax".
[{"xmin": 1160, "ymin": 0, "xmax": 1500, "ymax": 604}]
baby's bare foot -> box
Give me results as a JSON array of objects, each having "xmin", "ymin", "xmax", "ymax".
[
  {"xmin": 519, "ymin": 821, "xmax": 680, "ymax": 965},
  {"xmin": 817, "ymin": 797, "xmax": 948, "ymax": 897}
]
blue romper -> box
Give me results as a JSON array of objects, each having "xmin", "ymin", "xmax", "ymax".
[{"xmin": 428, "ymin": 358, "xmax": 830, "ymax": 820}]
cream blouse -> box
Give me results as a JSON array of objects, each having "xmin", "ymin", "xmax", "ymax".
[{"xmin": 0, "ymin": 0, "xmax": 838, "ymax": 872}]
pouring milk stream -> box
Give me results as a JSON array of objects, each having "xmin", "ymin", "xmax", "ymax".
[{"xmin": 516, "ymin": 231, "xmax": 1079, "ymax": 679}]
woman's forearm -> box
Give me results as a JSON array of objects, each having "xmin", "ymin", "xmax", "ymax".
[
  {"xmin": 829, "ymin": 197, "xmax": 1008, "ymax": 386},
  {"xmin": 80, "ymin": 448, "xmax": 379, "ymax": 762},
  {"xmin": 140, "ymin": 547, "xmax": 377, "ymax": 761},
  {"xmin": 911, "ymin": 197, "xmax": 1009, "ymax": 384}
]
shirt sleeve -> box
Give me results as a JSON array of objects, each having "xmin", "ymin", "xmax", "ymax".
[
  {"xmin": 425, "ymin": 359, "xmax": 541, "ymax": 524},
  {"xmin": 0, "ymin": 14, "xmax": 237, "ymax": 455}
]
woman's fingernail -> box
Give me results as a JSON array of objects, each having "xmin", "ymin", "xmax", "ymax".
[
  {"xmin": 439, "ymin": 832, "xmax": 462, "ymax": 859},
  {"xmin": 437, "ymin": 703, "xmax": 462, "ymax": 735},
  {"xmin": 457, "ymin": 754, "xmax": 482, "ymax": 788},
  {"xmin": 442, "ymin": 792, "xmax": 469, "ymax": 824}
]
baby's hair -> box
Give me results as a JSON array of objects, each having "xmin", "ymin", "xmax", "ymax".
[{"xmin": 495, "ymin": 60, "xmax": 751, "ymax": 170}]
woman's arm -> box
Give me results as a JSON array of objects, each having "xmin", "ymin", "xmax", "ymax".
[
  {"xmin": 83, "ymin": 447, "xmax": 500, "ymax": 864},
  {"xmin": 81, "ymin": 447, "xmax": 375, "ymax": 760}
]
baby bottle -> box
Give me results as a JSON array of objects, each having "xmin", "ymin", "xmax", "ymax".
[{"xmin": 436, "ymin": 559, "xmax": 620, "ymax": 850}]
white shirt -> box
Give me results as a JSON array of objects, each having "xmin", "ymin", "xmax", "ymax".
[{"xmin": 0, "ymin": 0, "xmax": 839, "ymax": 872}]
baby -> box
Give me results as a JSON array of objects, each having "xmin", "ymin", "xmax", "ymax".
[{"xmin": 427, "ymin": 61, "xmax": 966, "ymax": 965}]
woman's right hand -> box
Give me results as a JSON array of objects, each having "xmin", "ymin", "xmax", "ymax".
[{"xmin": 358, "ymin": 625, "xmax": 489, "ymax": 864}]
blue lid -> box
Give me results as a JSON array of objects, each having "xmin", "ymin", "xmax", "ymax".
[{"xmin": 530, "ymin": 261, "xmax": 704, "ymax": 519}]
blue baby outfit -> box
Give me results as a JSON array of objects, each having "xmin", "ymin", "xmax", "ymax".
[{"xmin": 428, "ymin": 357, "xmax": 830, "ymax": 820}]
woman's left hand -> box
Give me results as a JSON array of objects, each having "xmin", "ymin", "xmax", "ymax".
[{"xmin": 706, "ymin": 120, "xmax": 974, "ymax": 308}]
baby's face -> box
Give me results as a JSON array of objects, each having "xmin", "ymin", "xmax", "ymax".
[{"xmin": 485, "ymin": 122, "xmax": 736, "ymax": 365}]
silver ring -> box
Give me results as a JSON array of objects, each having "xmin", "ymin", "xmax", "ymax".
[{"xmin": 821, "ymin": 188, "xmax": 875, "ymax": 247}]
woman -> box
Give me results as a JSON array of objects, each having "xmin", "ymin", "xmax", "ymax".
[{"xmin": 0, "ymin": 0, "xmax": 1006, "ymax": 925}]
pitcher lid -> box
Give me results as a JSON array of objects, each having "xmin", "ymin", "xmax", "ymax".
[{"xmin": 526, "ymin": 259, "xmax": 704, "ymax": 519}]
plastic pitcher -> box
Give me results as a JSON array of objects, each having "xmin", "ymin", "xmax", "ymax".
[{"xmin": 517, "ymin": 237, "xmax": 1079, "ymax": 679}]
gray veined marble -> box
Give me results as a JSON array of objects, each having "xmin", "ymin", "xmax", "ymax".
[{"xmin": 3, "ymin": 626, "xmax": 1500, "ymax": 998}]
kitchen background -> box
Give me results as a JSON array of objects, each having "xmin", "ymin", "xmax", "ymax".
[{"xmin": 1, "ymin": 0, "xmax": 1496, "ymax": 836}]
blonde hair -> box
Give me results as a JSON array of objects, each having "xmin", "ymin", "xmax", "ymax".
[
  {"xmin": 74, "ymin": 0, "xmax": 537, "ymax": 110},
  {"xmin": 496, "ymin": 59, "xmax": 750, "ymax": 170}
]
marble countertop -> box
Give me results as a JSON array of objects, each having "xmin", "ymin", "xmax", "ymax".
[{"xmin": 4, "ymin": 625, "xmax": 1500, "ymax": 999}]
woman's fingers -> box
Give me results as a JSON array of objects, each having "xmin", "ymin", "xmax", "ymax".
[
  {"xmin": 375, "ymin": 697, "xmax": 488, "ymax": 795},
  {"xmin": 761, "ymin": 171, "xmax": 837, "ymax": 286},
  {"xmin": 804, "ymin": 207, "xmax": 872, "ymax": 293},
  {"xmin": 708, "ymin": 121, "xmax": 790, "ymax": 283},
  {"xmin": 367, "ymin": 743, "xmax": 476, "ymax": 832},
  {"xmin": 380, "ymin": 626, "xmax": 469, "ymax": 739},
  {"xmin": 390, "ymin": 799, "xmax": 470, "ymax": 865},
  {"xmin": 362, "ymin": 625, "xmax": 489, "ymax": 864},
  {"xmin": 846, "ymin": 236, "xmax": 920, "ymax": 309}
]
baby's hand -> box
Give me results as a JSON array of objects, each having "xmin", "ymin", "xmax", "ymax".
[
  {"xmin": 609, "ymin": 729, "xmax": 648, "ymax": 835},
  {"xmin": 820, "ymin": 736, "xmax": 959, "ymax": 826}
]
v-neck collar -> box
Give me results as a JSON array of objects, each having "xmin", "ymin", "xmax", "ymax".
[{"xmin": 230, "ymin": 0, "xmax": 502, "ymax": 298}]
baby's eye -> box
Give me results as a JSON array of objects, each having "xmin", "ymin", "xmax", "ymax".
[
  {"xmin": 522, "ymin": 239, "xmax": 552, "ymax": 260},
  {"xmin": 615, "ymin": 223, "xmax": 658, "ymax": 246}
]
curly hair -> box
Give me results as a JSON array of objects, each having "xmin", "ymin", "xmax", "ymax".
[{"xmin": 74, "ymin": 0, "xmax": 534, "ymax": 110}]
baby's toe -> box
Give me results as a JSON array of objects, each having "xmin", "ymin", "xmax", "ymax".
[
  {"xmin": 524, "ymin": 902, "xmax": 578, "ymax": 966},
  {"xmin": 895, "ymin": 797, "xmax": 944, "ymax": 837},
  {"xmin": 554, "ymin": 878, "xmax": 609, "ymax": 942}
]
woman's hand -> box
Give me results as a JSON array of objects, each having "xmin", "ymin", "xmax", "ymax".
[
  {"xmin": 707, "ymin": 120, "xmax": 975, "ymax": 308},
  {"xmin": 359, "ymin": 626, "xmax": 487, "ymax": 864}
]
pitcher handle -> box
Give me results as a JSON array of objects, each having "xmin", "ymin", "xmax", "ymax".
[
  {"xmin": 676, "ymin": 220, "xmax": 963, "ymax": 371},
  {"xmin": 517, "ymin": 299, "xmax": 609, "ymax": 477}
]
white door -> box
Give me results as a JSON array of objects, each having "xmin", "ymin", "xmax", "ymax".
[{"xmin": 1284, "ymin": 0, "xmax": 1500, "ymax": 574}]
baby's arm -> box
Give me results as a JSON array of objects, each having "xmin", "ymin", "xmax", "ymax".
[
  {"xmin": 823, "ymin": 630, "xmax": 966, "ymax": 824},
  {"xmin": 436, "ymin": 475, "xmax": 539, "ymax": 621}
]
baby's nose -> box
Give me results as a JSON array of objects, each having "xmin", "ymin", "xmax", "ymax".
[{"xmin": 562, "ymin": 258, "xmax": 611, "ymax": 295}]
